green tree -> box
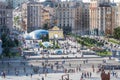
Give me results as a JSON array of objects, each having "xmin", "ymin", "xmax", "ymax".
[
  {"xmin": 63, "ymin": 26, "xmax": 72, "ymax": 35},
  {"xmin": 14, "ymin": 16, "xmax": 19, "ymax": 25},
  {"xmin": 1, "ymin": 33, "xmax": 19, "ymax": 57},
  {"xmin": 113, "ymin": 27, "xmax": 120, "ymax": 40},
  {"xmin": 14, "ymin": 38, "xmax": 19, "ymax": 46},
  {"xmin": 43, "ymin": 23, "xmax": 48, "ymax": 30}
]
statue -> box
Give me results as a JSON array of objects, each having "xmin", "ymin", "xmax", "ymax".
[{"xmin": 0, "ymin": 40, "xmax": 2, "ymax": 55}]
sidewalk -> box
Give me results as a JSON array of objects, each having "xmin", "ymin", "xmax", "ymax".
[
  {"xmin": 0, "ymin": 72, "xmax": 100, "ymax": 80},
  {"xmin": 1, "ymin": 72, "xmax": 120, "ymax": 80}
]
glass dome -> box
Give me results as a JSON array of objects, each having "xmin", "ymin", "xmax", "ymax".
[{"xmin": 24, "ymin": 29, "xmax": 48, "ymax": 39}]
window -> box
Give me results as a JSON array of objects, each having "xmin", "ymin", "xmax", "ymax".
[
  {"xmin": 0, "ymin": 18, "xmax": 2, "ymax": 25},
  {"xmin": 67, "ymin": 4, "xmax": 69, "ymax": 7},
  {"xmin": 59, "ymin": 4, "xmax": 61, "ymax": 7},
  {"xmin": 3, "ymin": 18, "xmax": 5, "ymax": 25},
  {"xmin": 63, "ymin": 4, "xmax": 65, "ymax": 7}
]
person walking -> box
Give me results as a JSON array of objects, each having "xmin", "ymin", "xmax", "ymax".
[
  {"xmin": 30, "ymin": 73, "xmax": 33, "ymax": 78},
  {"xmin": 3, "ymin": 71, "xmax": 6, "ymax": 78},
  {"xmin": 90, "ymin": 72, "xmax": 92, "ymax": 77},
  {"xmin": 15, "ymin": 71, "xmax": 18, "ymax": 76},
  {"xmin": 42, "ymin": 77, "xmax": 44, "ymax": 80},
  {"xmin": 87, "ymin": 72, "xmax": 89, "ymax": 78}
]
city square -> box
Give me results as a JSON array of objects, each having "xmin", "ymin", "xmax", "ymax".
[{"xmin": 0, "ymin": 0, "xmax": 120, "ymax": 80}]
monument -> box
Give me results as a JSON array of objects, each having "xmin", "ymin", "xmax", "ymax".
[
  {"xmin": 0, "ymin": 39, "xmax": 2, "ymax": 55},
  {"xmin": 49, "ymin": 26, "xmax": 64, "ymax": 40}
]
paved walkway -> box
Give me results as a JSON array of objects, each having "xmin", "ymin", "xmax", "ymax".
[{"xmin": 1, "ymin": 72, "xmax": 120, "ymax": 80}]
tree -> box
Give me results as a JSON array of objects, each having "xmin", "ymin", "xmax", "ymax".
[
  {"xmin": 14, "ymin": 16, "xmax": 19, "ymax": 25},
  {"xmin": 1, "ymin": 33, "xmax": 19, "ymax": 57},
  {"xmin": 63, "ymin": 26, "xmax": 72, "ymax": 35},
  {"xmin": 113, "ymin": 27, "xmax": 120, "ymax": 40},
  {"xmin": 43, "ymin": 23, "xmax": 49, "ymax": 30},
  {"xmin": 14, "ymin": 38, "xmax": 19, "ymax": 46}
]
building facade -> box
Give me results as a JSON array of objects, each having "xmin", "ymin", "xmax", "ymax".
[
  {"xmin": 22, "ymin": 1, "xmax": 43, "ymax": 33},
  {"xmin": 19, "ymin": 0, "xmax": 120, "ymax": 35},
  {"xmin": 42, "ymin": 6, "xmax": 56, "ymax": 29},
  {"xmin": 49, "ymin": 26, "xmax": 64, "ymax": 40},
  {"xmin": 13, "ymin": 7, "xmax": 22, "ymax": 31},
  {"xmin": 55, "ymin": 1, "xmax": 83, "ymax": 35},
  {"xmin": 6, "ymin": 0, "xmax": 29, "ymax": 9},
  {"xmin": 82, "ymin": 3, "xmax": 90, "ymax": 35},
  {"xmin": 89, "ymin": 0, "xmax": 98, "ymax": 35},
  {"xmin": 116, "ymin": 2, "xmax": 120, "ymax": 28},
  {"xmin": 0, "ymin": 2, "xmax": 13, "ymax": 36},
  {"xmin": 98, "ymin": 2, "xmax": 116, "ymax": 35}
]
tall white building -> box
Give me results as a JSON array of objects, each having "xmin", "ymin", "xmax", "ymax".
[{"xmin": 89, "ymin": 0, "xmax": 98, "ymax": 35}]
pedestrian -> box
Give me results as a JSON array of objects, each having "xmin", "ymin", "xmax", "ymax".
[
  {"xmin": 45, "ymin": 72, "xmax": 47, "ymax": 77},
  {"xmin": 42, "ymin": 77, "xmax": 44, "ymax": 80},
  {"xmin": 87, "ymin": 72, "xmax": 89, "ymax": 78},
  {"xmin": 92, "ymin": 65, "xmax": 95, "ymax": 72},
  {"xmin": 86, "ymin": 59, "xmax": 88, "ymax": 63},
  {"xmin": 51, "ymin": 65, "xmax": 53, "ymax": 69},
  {"xmin": 30, "ymin": 73, "xmax": 32, "ymax": 78},
  {"xmin": 116, "ymin": 72, "xmax": 118, "ymax": 78},
  {"xmin": 39, "ymin": 71, "xmax": 40, "ymax": 76},
  {"xmin": 79, "ymin": 66, "xmax": 81, "ymax": 71},
  {"xmin": 26, "ymin": 73, "xmax": 28, "ymax": 76},
  {"xmin": 15, "ymin": 71, "xmax": 18, "ymax": 76},
  {"xmin": 3, "ymin": 72, "xmax": 5, "ymax": 78},
  {"xmin": 69, "ymin": 63, "xmax": 71, "ymax": 67},
  {"xmin": 84, "ymin": 73, "xmax": 86, "ymax": 78},
  {"xmin": 90, "ymin": 72, "xmax": 92, "ymax": 77}
]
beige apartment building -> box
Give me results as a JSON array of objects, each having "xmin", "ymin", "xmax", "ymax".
[
  {"xmin": 98, "ymin": 1, "xmax": 116, "ymax": 35},
  {"xmin": 116, "ymin": 2, "xmax": 120, "ymax": 28},
  {"xmin": 89, "ymin": 0, "xmax": 98, "ymax": 35},
  {"xmin": 0, "ymin": 1, "xmax": 13, "ymax": 36},
  {"xmin": 42, "ymin": 9, "xmax": 50, "ymax": 27},
  {"xmin": 42, "ymin": 6, "xmax": 56, "ymax": 28},
  {"xmin": 55, "ymin": 1, "xmax": 83, "ymax": 35}
]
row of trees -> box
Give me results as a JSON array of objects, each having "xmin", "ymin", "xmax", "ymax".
[
  {"xmin": 113, "ymin": 27, "xmax": 120, "ymax": 40},
  {"xmin": 1, "ymin": 33, "xmax": 19, "ymax": 57}
]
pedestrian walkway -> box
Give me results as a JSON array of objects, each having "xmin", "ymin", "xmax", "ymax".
[{"xmin": 1, "ymin": 72, "xmax": 120, "ymax": 80}]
